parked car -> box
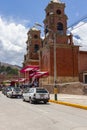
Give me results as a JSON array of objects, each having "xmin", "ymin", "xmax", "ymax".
[
  {"xmin": 2, "ymin": 86, "xmax": 11, "ymax": 95},
  {"xmin": 22, "ymin": 87, "xmax": 50, "ymax": 104},
  {"xmin": 6, "ymin": 87, "xmax": 22, "ymax": 98},
  {"xmin": 0, "ymin": 85, "xmax": 3, "ymax": 91}
]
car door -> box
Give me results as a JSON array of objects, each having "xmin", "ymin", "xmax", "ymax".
[
  {"xmin": 26, "ymin": 90, "xmax": 31, "ymax": 101},
  {"xmin": 6, "ymin": 87, "xmax": 12, "ymax": 96},
  {"xmin": 23, "ymin": 89, "xmax": 29, "ymax": 101},
  {"xmin": 28, "ymin": 88, "xmax": 35, "ymax": 101}
]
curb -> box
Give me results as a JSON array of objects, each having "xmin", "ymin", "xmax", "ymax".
[{"xmin": 49, "ymin": 100, "xmax": 87, "ymax": 110}]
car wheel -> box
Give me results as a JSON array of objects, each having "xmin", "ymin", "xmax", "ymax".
[
  {"xmin": 6, "ymin": 94, "xmax": 8, "ymax": 97},
  {"xmin": 29, "ymin": 98, "xmax": 33, "ymax": 104},
  {"xmin": 22, "ymin": 97, "xmax": 25, "ymax": 101},
  {"xmin": 9, "ymin": 95, "xmax": 12, "ymax": 98},
  {"xmin": 44, "ymin": 101, "xmax": 47, "ymax": 104}
]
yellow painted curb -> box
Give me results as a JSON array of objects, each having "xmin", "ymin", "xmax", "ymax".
[{"xmin": 49, "ymin": 100, "xmax": 87, "ymax": 110}]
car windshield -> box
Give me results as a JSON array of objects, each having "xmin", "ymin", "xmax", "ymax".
[
  {"xmin": 36, "ymin": 89, "xmax": 48, "ymax": 93},
  {"xmin": 23, "ymin": 88, "xmax": 30, "ymax": 93},
  {"xmin": 12, "ymin": 87, "xmax": 21, "ymax": 91}
]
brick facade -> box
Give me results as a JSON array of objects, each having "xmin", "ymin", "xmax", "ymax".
[
  {"xmin": 79, "ymin": 51, "xmax": 87, "ymax": 73},
  {"xmin": 79, "ymin": 51, "xmax": 87, "ymax": 83},
  {"xmin": 40, "ymin": 44, "xmax": 79, "ymax": 84}
]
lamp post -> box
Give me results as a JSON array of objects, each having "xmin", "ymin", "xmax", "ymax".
[
  {"xmin": 53, "ymin": 33, "xmax": 57, "ymax": 100},
  {"xmin": 35, "ymin": 23, "xmax": 58, "ymax": 100}
]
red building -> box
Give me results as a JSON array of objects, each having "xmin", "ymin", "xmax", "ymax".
[
  {"xmin": 23, "ymin": 0, "xmax": 87, "ymax": 85},
  {"xmin": 79, "ymin": 51, "xmax": 87, "ymax": 83}
]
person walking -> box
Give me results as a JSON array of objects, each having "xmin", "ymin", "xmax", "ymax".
[{"xmin": 33, "ymin": 79, "xmax": 39, "ymax": 87}]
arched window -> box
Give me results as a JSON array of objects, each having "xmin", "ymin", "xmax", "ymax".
[
  {"xmin": 57, "ymin": 22, "xmax": 63, "ymax": 34},
  {"xmin": 34, "ymin": 44, "xmax": 39, "ymax": 53},
  {"xmin": 56, "ymin": 9, "xmax": 61, "ymax": 15},
  {"xmin": 34, "ymin": 35, "xmax": 38, "ymax": 39},
  {"xmin": 45, "ymin": 25, "xmax": 49, "ymax": 34}
]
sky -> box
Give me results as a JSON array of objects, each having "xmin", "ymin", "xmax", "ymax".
[{"xmin": 0, "ymin": 0, "xmax": 87, "ymax": 66}]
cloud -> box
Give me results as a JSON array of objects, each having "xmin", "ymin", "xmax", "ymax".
[
  {"xmin": 0, "ymin": 16, "xmax": 28, "ymax": 66},
  {"xmin": 69, "ymin": 21, "xmax": 87, "ymax": 51},
  {"xmin": 0, "ymin": 16, "xmax": 87, "ymax": 67}
]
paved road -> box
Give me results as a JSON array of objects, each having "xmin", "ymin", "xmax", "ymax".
[{"xmin": 0, "ymin": 92, "xmax": 87, "ymax": 130}]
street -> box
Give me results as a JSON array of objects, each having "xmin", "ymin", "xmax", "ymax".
[{"xmin": 0, "ymin": 92, "xmax": 87, "ymax": 130}]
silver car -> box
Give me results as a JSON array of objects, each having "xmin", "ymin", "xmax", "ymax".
[
  {"xmin": 6, "ymin": 87, "xmax": 22, "ymax": 98},
  {"xmin": 22, "ymin": 87, "xmax": 50, "ymax": 104}
]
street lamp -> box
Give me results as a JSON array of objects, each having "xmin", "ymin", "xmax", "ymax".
[
  {"xmin": 53, "ymin": 33, "xmax": 57, "ymax": 100},
  {"xmin": 35, "ymin": 23, "xmax": 58, "ymax": 100}
]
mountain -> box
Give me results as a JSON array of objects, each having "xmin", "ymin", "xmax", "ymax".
[{"xmin": 0, "ymin": 62, "xmax": 22, "ymax": 70}]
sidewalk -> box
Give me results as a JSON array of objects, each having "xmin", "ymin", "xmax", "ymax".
[{"xmin": 50, "ymin": 94, "xmax": 87, "ymax": 110}]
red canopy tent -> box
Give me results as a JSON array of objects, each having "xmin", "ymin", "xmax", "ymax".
[
  {"xmin": 20, "ymin": 65, "xmax": 39, "ymax": 73},
  {"xmin": 33, "ymin": 71, "xmax": 49, "ymax": 78},
  {"xmin": 20, "ymin": 65, "xmax": 49, "ymax": 84}
]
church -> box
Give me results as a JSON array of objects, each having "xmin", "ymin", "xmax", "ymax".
[{"xmin": 22, "ymin": 0, "xmax": 87, "ymax": 86}]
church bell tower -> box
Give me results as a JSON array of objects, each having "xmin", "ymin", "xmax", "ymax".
[
  {"xmin": 40, "ymin": 0, "xmax": 79, "ymax": 84},
  {"xmin": 23, "ymin": 26, "xmax": 42, "ymax": 66},
  {"xmin": 43, "ymin": 0, "xmax": 69, "ymax": 46}
]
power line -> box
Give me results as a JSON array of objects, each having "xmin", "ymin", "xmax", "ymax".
[
  {"xmin": 68, "ymin": 15, "xmax": 87, "ymax": 30},
  {"xmin": 69, "ymin": 22, "xmax": 87, "ymax": 32}
]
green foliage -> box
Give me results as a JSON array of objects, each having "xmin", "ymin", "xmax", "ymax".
[
  {"xmin": 0, "ymin": 66, "xmax": 6, "ymax": 73},
  {"xmin": 0, "ymin": 65, "xmax": 19, "ymax": 75}
]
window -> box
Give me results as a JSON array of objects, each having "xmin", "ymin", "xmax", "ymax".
[
  {"xmin": 57, "ymin": 22, "xmax": 64, "ymax": 34},
  {"xmin": 29, "ymin": 88, "xmax": 34, "ymax": 93},
  {"xmin": 34, "ymin": 44, "xmax": 39, "ymax": 53},
  {"xmin": 36, "ymin": 89, "xmax": 48, "ymax": 93},
  {"xmin": 47, "ymin": 12, "xmax": 49, "ymax": 16},
  {"xmin": 56, "ymin": 9, "xmax": 61, "ymax": 15},
  {"xmin": 34, "ymin": 35, "xmax": 38, "ymax": 39},
  {"xmin": 45, "ymin": 25, "xmax": 49, "ymax": 34}
]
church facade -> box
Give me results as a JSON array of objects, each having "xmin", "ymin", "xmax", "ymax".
[{"xmin": 23, "ymin": 0, "xmax": 87, "ymax": 84}]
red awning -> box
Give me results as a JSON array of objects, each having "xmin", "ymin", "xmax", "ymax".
[
  {"xmin": 34, "ymin": 71, "xmax": 49, "ymax": 78},
  {"xmin": 29, "ymin": 72, "xmax": 36, "ymax": 78},
  {"xmin": 20, "ymin": 65, "xmax": 39, "ymax": 73},
  {"xmin": 19, "ymin": 78, "xmax": 27, "ymax": 82},
  {"xmin": 12, "ymin": 78, "xmax": 27, "ymax": 83}
]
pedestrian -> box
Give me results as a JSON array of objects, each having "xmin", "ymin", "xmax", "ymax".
[{"xmin": 33, "ymin": 79, "xmax": 39, "ymax": 87}]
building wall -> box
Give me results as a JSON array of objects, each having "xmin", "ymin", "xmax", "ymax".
[
  {"xmin": 50, "ymin": 45, "xmax": 79, "ymax": 77},
  {"xmin": 40, "ymin": 44, "xmax": 79, "ymax": 83},
  {"xmin": 40, "ymin": 47, "xmax": 50, "ymax": 72},
  {"xmin": 79, "ymin": 51, "xmax": 87, "ymax": 72},
  {"xmin": 79, "ymin": 51, "xmax": 87, "ymax": 82}
]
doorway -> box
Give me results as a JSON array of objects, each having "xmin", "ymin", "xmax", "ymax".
[{"xmin": 83, "ymin": 73, "xmax": 87, "ymax": 84}]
